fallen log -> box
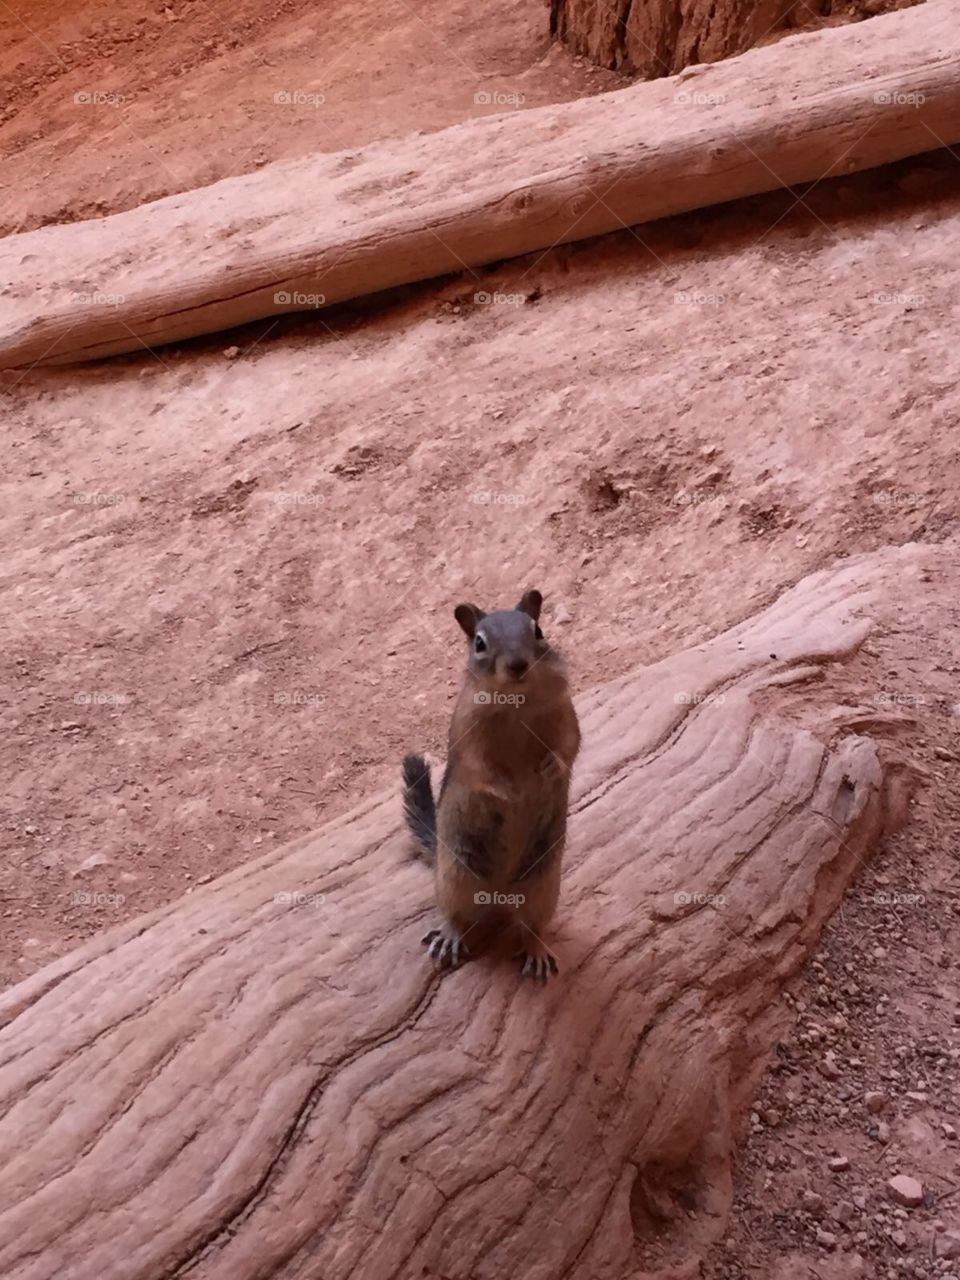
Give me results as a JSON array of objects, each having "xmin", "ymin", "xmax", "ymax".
[
  {"xmin": 1, "ymin": 0, "xmax": 959, "ymax": 369},
  {"xmin": 0, "ymin": 548, "xmax": 922, "ymax": 1280}
]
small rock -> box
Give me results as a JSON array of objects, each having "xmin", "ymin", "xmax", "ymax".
[
  {"xmin": 941, "ymin": 1123, "xmax": 957, "ymax": 1141},
  {"xmin": 762, "ymin": 1108, "xmax": 781, "ymax": 1128},
  {"xmin": 802, "ymin": 1190, "xmax": 824, "ymax": 1213},
  {"xmin": 865, "ymin": 1091, "xmax": 887, "ymax": 1114},
  {"xmin": 831, "ymin": 1200, "xmax": 856, "ymax": 1225},
  {"xmin": 223, "ymin": 346, "xmax": 240, "ymax": 359},
  {"xmin": 820, "ymin": 1057, "xmax": 842, "ymax": 1080},
  {"xmin": 829, "ymin": 1156, "xmax": 851, "ymax": 1173},
  {"xmin": 887, "ymin": 1175, "xmax": 923, "ymax": 1207},
  {"xmin": 815, "ymin": 1229, "xmax": 837, "ymax": 1250},
  {"xmin": 553, "ymin": 604, "xmax": 574, "ymax": 625},
  {"xmin": 72, "ymin": 852, "xmax": 111, "ymax": 875},
  {"xmin": 936, "ymin": 1231, "xmax": 960, "ymax": 1260}
]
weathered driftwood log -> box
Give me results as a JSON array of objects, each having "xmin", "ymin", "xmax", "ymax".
[
  {"xmin": 550, "ymin": 0, "xmax": 798, "ymax": 78},
  {"xmin": 0, "ymin": 550, "xmax": 921, "ymax": 1280},
  {"xmin": 1, "ymin": 0, "xmax": 958, "ymax": 369}
]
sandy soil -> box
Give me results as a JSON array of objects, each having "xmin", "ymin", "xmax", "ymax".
[
  {"xmin": 0, "ymin": 0, "xmax": 617, "ymax": 236},
  {"xmin": 1, "ymin": 0, "xmax": 959, "ymax": 1275}
]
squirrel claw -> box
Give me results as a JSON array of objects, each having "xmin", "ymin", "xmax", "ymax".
[
  {"xmin": 519, "ymin": 950, "xmax": 559, "ymax": 982},
  {"xmin": 422, "ymin": 927, "xmax": 469, "ymax": 969}
]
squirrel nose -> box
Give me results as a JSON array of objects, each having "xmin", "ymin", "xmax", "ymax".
[{"xmin": 505, "ymin": 658, "xmax": 529, "ymax": 680}]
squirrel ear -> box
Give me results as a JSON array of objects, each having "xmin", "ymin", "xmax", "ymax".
[
  {"xmin": 516, "ymin": 589, "xmax": 543, "ymax": 621},
  {"xmin": 454, "ymin": 603, "xmax": 485, "ymax": 638}
]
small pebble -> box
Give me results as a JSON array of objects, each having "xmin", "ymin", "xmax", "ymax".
[{"xmin": 887, "ymin": 1174, "xmax": 923, "ymax": 1208}]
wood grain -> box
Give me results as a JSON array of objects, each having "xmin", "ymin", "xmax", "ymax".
[
  {"xmin": 550, "ymin": 0, "xmax": 794, "ymax": 78},
  {"xmin": 0, "ymin": 548, "xmax": 923, "ymax": 1280}
]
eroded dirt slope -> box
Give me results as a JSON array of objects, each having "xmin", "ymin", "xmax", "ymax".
[{"xmin": 0, "ymin": 0, "xmax": 616, "ymax": 236}]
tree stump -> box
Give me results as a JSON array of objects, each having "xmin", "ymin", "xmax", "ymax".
[
  {"xmin": 0, "ymin": 548, "xmax": 922, "ymax": 1280},
  {"xmin": 550, "ymin": 0, "xmax": 798, "ymax": 78}
]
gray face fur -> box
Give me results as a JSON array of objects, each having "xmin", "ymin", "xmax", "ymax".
[{"xmin": 454, "ymin": 590, "xmax": 552, "ymax": 685}]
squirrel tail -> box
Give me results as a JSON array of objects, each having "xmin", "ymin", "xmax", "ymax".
[{"xmin": 402, "ymin": 753, "xmax": 437, "ymax": 862}]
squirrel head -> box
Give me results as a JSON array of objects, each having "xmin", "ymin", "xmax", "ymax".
[{"xmin": 453, "ymin": 589, "xmax": 561, "ymax": 691}]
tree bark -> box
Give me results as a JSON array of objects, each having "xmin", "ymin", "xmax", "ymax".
[
  {"xmin": 550, "ymin": 0, "xmax": 799, "ymax": 78},
  {"xmin": 0, "ymin": 0, "xmax": 958, "ymax": 370},
  {"xmin": 0, "ymin": 549, "xmax": 921, "ymax": 1280}
]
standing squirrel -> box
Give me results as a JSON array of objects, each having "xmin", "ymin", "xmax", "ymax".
[{"xmin": 402, "ymin": 589, "xmax": 581, "ymax": 980}]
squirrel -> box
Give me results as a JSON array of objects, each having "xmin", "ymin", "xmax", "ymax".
[{"xmin": 402, "ymin": 588, "xmax": 581, "ymax": 981}]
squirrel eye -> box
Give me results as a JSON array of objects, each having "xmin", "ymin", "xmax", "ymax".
[
  {"xmin": 474, "ymin": 633, "xmax": 487, "ymax": 653},
  {"xmin": 535, "ymin": 625, "xmax": 544, "ymax": 641}
]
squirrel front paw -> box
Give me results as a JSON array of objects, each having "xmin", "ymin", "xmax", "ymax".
[
  {"xmin": 422, "ymin": 925, "xmax": 470, "ymax": 969},
  {"xmin": 517, "ymin": 938, "xmax": 559, "ymax": 982}
]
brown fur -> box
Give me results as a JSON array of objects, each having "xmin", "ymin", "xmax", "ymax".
[{"xmin": 404, "ymin": 589, "xmax": 581, "ymax": 979}]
